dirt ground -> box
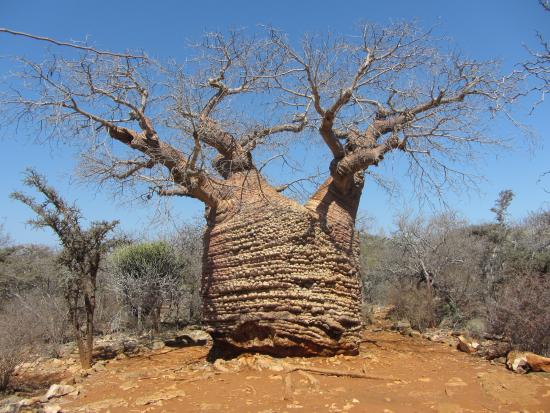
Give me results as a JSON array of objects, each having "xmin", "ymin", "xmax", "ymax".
[{"xmin": 45, "ymin": 329, "xmax": 550, "ymax": 413}]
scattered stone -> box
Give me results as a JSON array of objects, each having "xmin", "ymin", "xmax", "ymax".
[
  {"xmin": 0, "ymin": 396, "xmax": 23, "ymax": 411},
  {"xmin": 164, "ymin": 329, "xmax": 211, "ymax": 348},
  {"xmin": 60, "ymin": 376, "xmax": 76, "ymax": 385},
  {"xmin": 239, "ymin": 354, "xmax": 288, "ymax": 372},
  {"xmin": 17, "ymin": 396, "xmax": 45, "ymax": 407},
  {"xmin": 46, "ymin": 384, "xmax": 78, "ymax": 399},
  {"xmin": 93, "ymin": 344, "xmax": 119, "ymax": 360},
  {"xmin": 493, "ymin": 356, "xmax": 506, "ymax": 365},
  {"xmin": 506, "ymin": 351, "xmax": 550, "ymax": 373},
  {"xmin": 213, "ymin": 358, "xmax": 234, "ymax": 373},
  {"xmin": 422, "ymin": 331, "xmax": 448, "ymax": 343},
  {"xmin": 391, "ymin": 321, "xmax": 411, "ymax": 333},
  {"xmin": 43, "ymin": 403, "xmax": 62, "ymax": 413},
  {"xmin": 456, "ymin": 335, "xmax": 479, "ymax": 353},
  {"xmin": 122, "ymin": 339, "xmax": 140, "ymax": 354},
  {"xmin": 80, "ymin": 398, "xmax": 128, "ymax": 412},
  {"xmin": 409, "ymin": 330, "xmax": 422, "ymax": 338},
  {"xmin": 134, "ymin": 386, "xmax": 186, "ymax": 406},
  {"xmin": 212, "ymin": 354, "xmax": 290, "ymax": 373},
  {"xmin": 152, "ymin": 340, "xmax": 166, "ymax": 350},
  {"xmin": 477, "ymin": 340, "xmax": 511, "ymax": 360},
  {"xmin": 93, "ymin": 361, "xmax": 106, "ymax": 372},
  {"xmin": 0, "ymin": 404, "xmax": 17, "ymax": 413},
  {"xmin": 342, "ymin": 402, "xmax": 355, "ymax": 410}
]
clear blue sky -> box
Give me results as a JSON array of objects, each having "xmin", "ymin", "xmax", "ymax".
[{"xmin": 0, "ymin": 0, "xmax": 548, "ymax": 245}]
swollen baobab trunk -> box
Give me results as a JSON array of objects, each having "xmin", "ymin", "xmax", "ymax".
[{"xmin": 202, "ymin": 173, "xmax": 364, "ymax": 356}]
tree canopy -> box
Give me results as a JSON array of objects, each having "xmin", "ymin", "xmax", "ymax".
[{"xmin": 0, "ymin": 23, "xmax": 522, "ymax": 206}]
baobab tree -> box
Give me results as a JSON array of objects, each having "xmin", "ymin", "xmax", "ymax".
[
  {"xmin": 0, "ymin": 23, "xmax": 519, "ymax": 356},
  {"xmin": 11, "ymin": 169, "xmax": 118, "ymax": 368}
]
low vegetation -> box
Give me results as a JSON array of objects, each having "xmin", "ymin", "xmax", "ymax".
[
  {"xmin": 0, "ymin": 218, "xmax": 203, "ymax": 392},
  {"xmin": 1, "ymin": 186, "xmax": 549, "ymax": 393},
  {"xmin": 361, "ymin": 191, "xmax": 550, "ymax": 356},
  {"xmin": 109, "ymin": 241, "xmax": 186, "ymax": 332}
]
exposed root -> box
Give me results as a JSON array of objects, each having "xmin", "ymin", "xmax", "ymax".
[
  {"xmin": 280, "ymin": 364, "xmax": 395, "ymax": 401},
  {"xmin": 360, "ymin": 339, "xmax": 382, "ymax": 347},
  {"xmin": 285, "ymin": 365, "xmax": 395, "ymax": 380}
]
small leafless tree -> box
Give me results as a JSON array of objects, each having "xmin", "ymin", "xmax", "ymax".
[
  {"xmin": 167, "ymin": 222, "xmax": 203, "ymax": 324},
  {"xmin": 0, "ymin": 23, "xmax": 523, "ymax": 355},
  {"xmin": 11, "ymin": 169, "xmax": 118, "ymax": 368},
  {"xmin": 368, "ymin": 212, "xmax": 487, "ymax": 329}
]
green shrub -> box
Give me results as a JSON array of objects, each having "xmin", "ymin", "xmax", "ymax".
[{"xmin": 109, "ymin": 242, "xmax": 183, "ymax": 331}]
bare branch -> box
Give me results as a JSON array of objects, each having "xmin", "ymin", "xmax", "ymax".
[
  {"xmin": 0, "ymin": 28, "xmax": 148, "ymax": 59},
  {"xmin": 269, "ymin": 23, "xmax": 524, "ymax": 198}
]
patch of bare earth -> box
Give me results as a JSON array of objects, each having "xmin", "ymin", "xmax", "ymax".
[{"xmin": 48, "ymin": 329, "xmax": 550, "ymax": 413}]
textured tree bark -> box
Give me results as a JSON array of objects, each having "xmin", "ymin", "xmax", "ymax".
[{"xmin": 202, "ymin": 172, "xmax": 364, "ymax": 357}]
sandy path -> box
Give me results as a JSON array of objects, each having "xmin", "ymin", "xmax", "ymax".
[{"xmin": 57, "ymin": 330, "xmax": 550, "ymax": 413}]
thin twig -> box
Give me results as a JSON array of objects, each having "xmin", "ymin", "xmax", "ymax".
[{"xmin": 0, "ymin": 28, "xmax": 148, "ymax": 59}]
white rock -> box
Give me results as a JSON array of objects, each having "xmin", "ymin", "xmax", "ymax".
[
  {"xmin": 46, "ymin": 384, "xmax": 78, "ymax": 399},
  {"xmin": 43, "ymin": 403, "xmax": 62, "ymax": 413},
  {"xmin": 152, "ymin": 340, "xmax": 165, "ymax": 350}
]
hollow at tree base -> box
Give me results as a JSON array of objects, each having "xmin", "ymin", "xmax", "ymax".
[{"xmin": 207, "ymin": 334, "xmax": 361, "ymax": 361}]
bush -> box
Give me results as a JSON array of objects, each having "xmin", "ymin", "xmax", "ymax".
[
  {"xmin": 168, "ymin": 223, "xmax": 203, "ymax": 324},
  {"xmin": 109, "ymin": 241, "xmax": 184, "ymax": 331},
  {"xmin": 0, "ymin": 303, "xmax": 36, "ymax": 391},
  {"xmin": 0, "ymin": 289, "xmax": 68, "ymax": 360},
  {"xmin": 387, "ymin": 283, "xmax": 439, "ymax": 331},
  {"xmin": 0, "ymin": 334, "xmax": 28, "ymax": 391},
  {"xmin": 94, "ymin": 272, "xmax": 126, "ymax": 334},
  {"xmin": 361, "ymin": 203, "xmax": 550, "ymax": 355},
  {"xmin": 9, "ymin": 291, "xmax": 69, "ymax": 357},
  {"xmin": 487, "ymin": 274, "xmax": 550, "ymax": 356},
  {"xmin": 464, "ymin": 318, "xmax": 487, "ymax": 338},
  {"xmin": 0, "ymin": 244, "xmax": 60, "ymax": 302}
]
